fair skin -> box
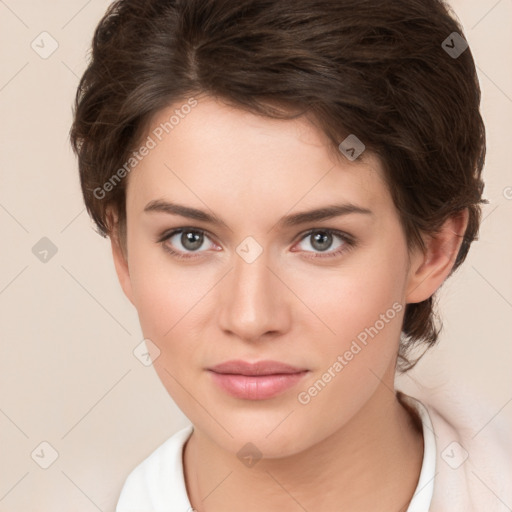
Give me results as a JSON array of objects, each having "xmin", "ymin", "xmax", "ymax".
[{"xmin": 110, "ymin": 95, "xmax": 468, "ymax": 511}]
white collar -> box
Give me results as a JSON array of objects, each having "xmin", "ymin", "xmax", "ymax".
[{"xmin": 402, "ymin": 394, "xmax": 437, "ymax": 511}]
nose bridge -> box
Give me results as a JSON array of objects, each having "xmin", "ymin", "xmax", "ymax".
[{"xmin": 218, "ymin": 242, "xmax": 287, "ymax": 340}]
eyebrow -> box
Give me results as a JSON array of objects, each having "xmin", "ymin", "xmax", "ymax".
[{"xmin": 144, "ymin": 199, "xmax": 373, "ymax": 229}]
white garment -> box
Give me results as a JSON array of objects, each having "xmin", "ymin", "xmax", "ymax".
[{"xmin": 116, "ymin": 391, "xmax": 512, "ymax": 512}]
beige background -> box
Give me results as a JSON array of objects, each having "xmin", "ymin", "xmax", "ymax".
[{"xmin": 0, "ymin": 1, "xmax": 511, "ymax": 510}]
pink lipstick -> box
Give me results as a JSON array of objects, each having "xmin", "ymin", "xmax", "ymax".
[{"xmin": 207, "ymin": 360, "xmax": 309, "ymax": 400}]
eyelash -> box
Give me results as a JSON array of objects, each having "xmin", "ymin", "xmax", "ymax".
[{"xmin": 156, "ymin": 227, "xmax": 356, "ymax": 261}]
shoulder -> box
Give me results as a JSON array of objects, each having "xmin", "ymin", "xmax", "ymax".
[
  {"xmin": 115, "ymin": 424, "xmax": 194, "ymax": 512},
  {"xmin": 402, "ymin": 384, "xmax": 512, "ymax": 512}
]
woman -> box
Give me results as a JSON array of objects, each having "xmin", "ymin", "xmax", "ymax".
[{"xmin": 70, "ymin": 0, "xmax": 511, "ymax": 510}]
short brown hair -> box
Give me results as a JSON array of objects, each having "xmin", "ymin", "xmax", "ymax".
[{"xmin": 70, "ymin": 0, "xmax": 487, "ymax": 371}]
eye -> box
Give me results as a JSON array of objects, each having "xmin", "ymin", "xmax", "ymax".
[
  {"xmin": 157, "ymin": 228, "xmax": 218, "ymax": 260},
  {"xmin": 293, "ymin": 229, "xmax": 355, "ymax": 259},
  {"xmin": 157, "ymin": 227, "xmax": 356, "ymax": 261}
]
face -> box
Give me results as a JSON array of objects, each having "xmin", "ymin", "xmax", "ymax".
[{"xmin": 115, "ymin": 95, "xmax": 423, "ymax": 457}]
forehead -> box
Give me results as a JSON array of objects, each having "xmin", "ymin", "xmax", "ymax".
[{"xmin": 126, "ymin": 96, "xmax": 392, "ymax": 220}]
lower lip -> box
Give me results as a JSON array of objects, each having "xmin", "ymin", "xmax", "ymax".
[{"xmin": 208, "ymin": 370, "xmax": 308, "ymax": 400}]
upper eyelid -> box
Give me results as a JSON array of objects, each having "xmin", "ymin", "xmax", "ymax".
[{"xmin": 157, "ymin": 226, "xmax": 218, "ymax": 244}]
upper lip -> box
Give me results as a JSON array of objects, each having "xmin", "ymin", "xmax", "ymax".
[{"xmin": 208, "ymin": 360, "xmax": 308, "ymax": 376}]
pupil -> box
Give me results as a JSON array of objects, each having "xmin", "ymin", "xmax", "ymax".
[
  {"xmin": 312, "ymin": 231, "xmax": 332, "ymax": 252},
  {"xmin": 182, "ymin": 231, "xmax": 203, "ymax": 251}
]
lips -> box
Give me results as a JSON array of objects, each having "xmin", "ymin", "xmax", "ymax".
[
  {"xmin": 208, "ymin": 359, "xmax": 308, "ymax": 376},
  {"xmin": 207, "ymin": 360, "xmax": 309, "ymax": 400}
]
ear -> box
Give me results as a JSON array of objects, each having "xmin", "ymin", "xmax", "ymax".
[
  {"xmin": 109, "ymin": 215, "xmax": 136, "ymax": 307},
  {"xmin": 405, "ymin": 209, "xmax": 469, "ymax": 304}
]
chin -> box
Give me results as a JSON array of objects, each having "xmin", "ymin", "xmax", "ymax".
[{"xmin": 194, "ymin": 407, "xmax": 323, "ymax": 461}]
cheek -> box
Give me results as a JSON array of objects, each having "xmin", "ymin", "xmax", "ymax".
[
  {"xmin": 130, "ymin": 263, "xmax": 208, "ymax": 341},
  {"xmin": 290, "ymin": 246, "xmax": 408, "ymax": 421},
  {"xmin": 127, "ymin": 228, "xmax": 196, "ymax": 325},
  {"xmin": 293, "ymin": 247, "xmax": 408, "ymax": 354},
  {"xmin": 292, "ymin": 256, "xmax": 407, "ymax": 427},
  {"xmin": 126, "ymin": 237, "xmax": 221, "ymax": 379},
  {"xmin": 128, "ymin": 256, "xmax": 208, "ymax": 410}
]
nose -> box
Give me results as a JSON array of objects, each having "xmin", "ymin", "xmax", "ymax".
[{"xmin": 217, "ymin": 247, "xmax": 291, "ymax": 343}]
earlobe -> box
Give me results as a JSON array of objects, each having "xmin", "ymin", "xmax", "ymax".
[
  {"xmin": 405, "ymin": 209, "xmax": 469, "ymax": 304},
  {"xmin": 110, "ymin": 226, "xmax": 136, "ymax": 307}
]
